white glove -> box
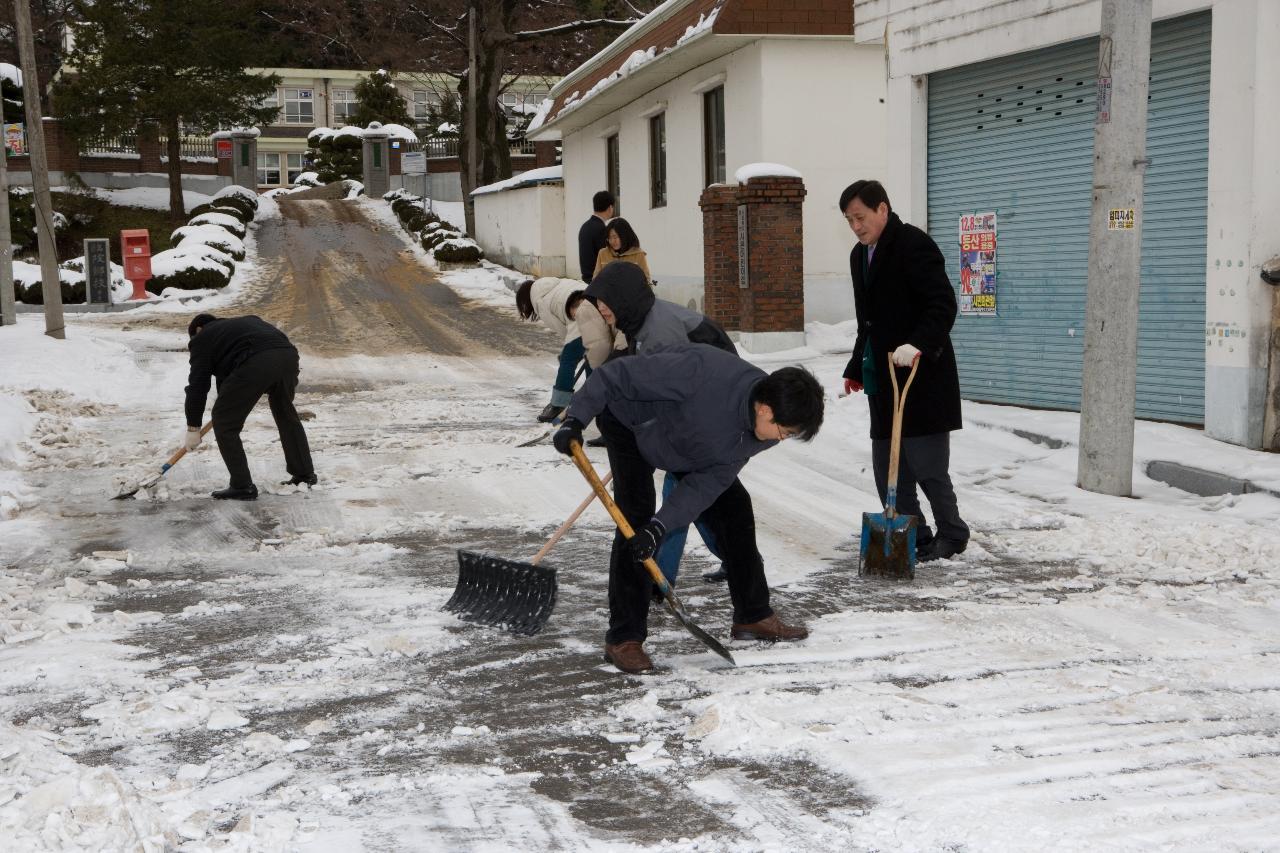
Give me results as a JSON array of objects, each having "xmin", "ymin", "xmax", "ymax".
[
  {"xmin": 892, "ymin": 343, "xmax": 921, "ymax": 367},
  {"xmin": 182, "ymin": 427, "xmax": 202, "ymax": 452}
]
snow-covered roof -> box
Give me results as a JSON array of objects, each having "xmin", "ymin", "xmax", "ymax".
[
  {"xmin": 529, "ymin": 0, "xmax": 853, "ymax": 140},
  {"xmin": 471, "ymin": 165, "xmax": 563, "ymax": 196}
]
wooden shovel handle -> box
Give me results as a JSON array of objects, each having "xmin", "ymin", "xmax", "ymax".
[
  {"xmin": 885, "ymin": 356, "xmax": 920, "ymax": 518},
  {"xmin": 568, "ymin": 441, "xmax": 671, "ymax": 594},
  {"xmin": 162, "ymin": 421, "xmax": 215, "ymax": 471},
  {"xmin": 530, "ymin": 471, "xmax": 613, "ymax": 565}
]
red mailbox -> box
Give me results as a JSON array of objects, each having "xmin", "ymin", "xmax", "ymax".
[{"xmin": 120, "ymin": 229, "xmax": 153, "ymax": 300}]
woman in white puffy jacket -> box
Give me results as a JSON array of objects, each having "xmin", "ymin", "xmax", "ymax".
[{"xmin": 516, "ymin": 278, "xmax": 624, "ymax": 422}]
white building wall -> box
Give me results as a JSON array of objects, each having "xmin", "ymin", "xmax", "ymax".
[
  {"xmin": 857, "ymin": 0, "xmax": 1280, "ymax": 448},
  {"xmin": 560, "ymin": 38, "xmax": 885, "ymax": 323},
  {"xmin": 473, "ymin": 183, "xmax": 567, "ymax": 278}
]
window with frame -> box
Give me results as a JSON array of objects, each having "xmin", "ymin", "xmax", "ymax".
[
  {"xmin": 256, "ymin": 152, "xmax": 281, "ymax": 186},
  {"xmin": 500, "ymin": 90, "xmax": 521, "ymax": 108},
  {"xmin": 606, "ymin": 134, "xmax": 621, "ymax": 215},
  {"xmin": 703, "ymin": 85, "xmax": 726, "ymax": 186},
  {"xmin": 286, "ymin": 152, "xmax": 304, "ymax": 185},
  {"xmin": 649, "ymin": 113, "xmax": 667, "ymax": 208},
  {"xmin": 258, "ymin": 90, "xmax": 281, "ymax": 123},
  {"xmin": 332, "ymin": 88, "xmax": 357, "ymax": 126},
  {"xmin": 282, "ymin": 87, "xmax": 314, "ymax": 124},
  {"xmin": 413, "ymin": 90, "xmax": 439, "ymax": 122}
]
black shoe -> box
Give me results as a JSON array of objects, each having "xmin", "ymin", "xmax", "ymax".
[
  {"xmin": 701, "ymin": 567, "xmax": 728, "ymax": 583},
  {"xmin": 919, "ymin": 537, "xmax": 967, "ymax": 562},
  {"xmin": 212, "ymin": 484, "xmax": 258, "ymax": 501},
  {"xmin": 536, "ymin": 404, "xmax": 565, "ymax": 423},
  {"xmin": 281, "ymin": 474, "xmax": 318, "ymax": 486},
  {"xmin": 586, "ymin": 435, "xmax": 608, "ymax": 448}
]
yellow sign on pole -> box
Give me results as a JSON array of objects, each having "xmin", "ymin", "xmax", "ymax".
[{"xmin": 1107, "ymin": 208, "xmax": 1135, "ymax": 230}]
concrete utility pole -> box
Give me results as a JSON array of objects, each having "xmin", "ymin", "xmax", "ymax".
[
  {"xmin": 14, "ymin": 0, "xmax": 65, "ymax": 339},
  {"xmin": 465, "ymin": 2, "xmax": 478, "ymax": 236},
  {"xmin": 0, "ymin": 92, "xmax": 15, "ymax": 327},
  {"xmin": 1077, "ymin": 0, "xmax": 1152, "ymax": 496}
]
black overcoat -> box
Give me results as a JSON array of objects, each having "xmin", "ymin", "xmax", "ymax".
[
  {"xmin": 577, "ymin": 215, "xmax": 609, "ymax": 283},
  {"xmin": 842, "ymin": 213, "xmax": 963, "ymax": 440}
]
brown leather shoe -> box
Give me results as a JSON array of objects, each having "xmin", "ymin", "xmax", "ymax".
[
  {"xmin": 604, "ymin": 641, "xmax": 654, "ymax": 674},
  {"xmin": 731, "ymin": 613, "xmax": 808, "ymax": 642}
]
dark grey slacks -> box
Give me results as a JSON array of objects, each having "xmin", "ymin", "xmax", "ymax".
[{"xmin": 871, "ymin": 431, "xmax": 969, "ymax": 544}]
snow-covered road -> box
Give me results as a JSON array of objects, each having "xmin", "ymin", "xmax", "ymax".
[{"xmin": 2, "ymin": 196, "xmax": 1279, "ymax": 851}]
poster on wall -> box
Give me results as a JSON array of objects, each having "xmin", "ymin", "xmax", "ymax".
[
  {"xmin": 4, "ymin": 122, "xmax": 26, "ymax": 156},
  {"xmin": 958, "ymin": 211, "xmax": 997, "ymax": 315}
]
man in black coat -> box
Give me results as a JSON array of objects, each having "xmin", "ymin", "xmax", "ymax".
[
  {"xmin": 577, "ymin": 190, "xmax": 614, "ymax": 283},
  {"xmin": 183, "ymin": 314, "xmax": 315, "ymax": 500},
  {"xmin": 839, "ymin": 180, "xmax": 970, "ymax": 561},
  {"xmin": 552, "ymin": 345, "xmax": 823, "ymax": 674}
]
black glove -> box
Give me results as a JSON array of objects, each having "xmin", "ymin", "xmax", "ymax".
[
  {"xmin": 626, "ymin": 519, "xmax": 666, "ymax": 564},
  {"xmin": 552, "ymin": 417, "xmax": 586, "ymax": 456}
]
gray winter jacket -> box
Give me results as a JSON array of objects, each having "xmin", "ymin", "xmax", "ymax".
[
  {"xmin": 585, "ymin": 261, "xmax": 734, "ymax": 356},
  {"xmin": 566, "ymin": 344, "xmax": 775, "ymax": 529}
]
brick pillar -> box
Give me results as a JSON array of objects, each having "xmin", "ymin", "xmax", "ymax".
[
  {"xmin": 137, "ymin": 123, "xmax": 162, "ymax": 173},
  {"xmin": 735, "ymin": 174, "xmax": 807, "ymax": 353},
  {"xmin": 40, "ymin": 118, "xmax": 79, "ymax": 173},
  {"xmin": 699, "ymin": 183, "xmax": 740, "ymax": 331},
  {"xmin": 534, "ymin": 141, "xmax": 559, "ymax": 168}
]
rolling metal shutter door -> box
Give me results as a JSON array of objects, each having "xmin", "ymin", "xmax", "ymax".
[{"xmin": 926, "ymin": 12, "xmax": 1210, "ymax": 424}]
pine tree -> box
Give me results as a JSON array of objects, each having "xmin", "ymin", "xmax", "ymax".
[
  {"xmin": 351, "ymin": 70, "xmax": 414, "ymax": 127},
  {"xmin": 53, "ymin": 0, "xmax": 280, "ymax": 220}
]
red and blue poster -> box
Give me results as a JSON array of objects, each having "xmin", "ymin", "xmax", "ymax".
[{"xmin": 958, "ymin": 212, "xmax": 997, "ymax": 316}]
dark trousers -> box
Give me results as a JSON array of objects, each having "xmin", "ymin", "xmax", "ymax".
[
  {"xmin": 211, "ymin": 348, "xmax": 313, "ymax": 488},
  {"xmin": 550, "ymin": 337, "xmax": 587, "ymax": 407},
  {"xmin": 597, "ymin": 409, "xmax": 773, "ymax": 645},
  {"xmin": 871, "ymin": 431, "xmax": 969, "ymax": 544}
]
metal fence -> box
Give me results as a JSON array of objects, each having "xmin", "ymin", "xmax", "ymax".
[
  {"xmin": 167, "ymin": 135, "xmax": 216, "ymax": 159},
  {"xmin": 420, "ymin": 137, "xmax": 538, "ymax": 159},
  {"xmin": 82, "ymin": 133, "xmax": 138, "ymax": 156}
]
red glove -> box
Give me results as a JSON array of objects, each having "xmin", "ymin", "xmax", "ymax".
[{"xmin": 843, "ymin": 378, "xmax": 862, "ymax": 395}]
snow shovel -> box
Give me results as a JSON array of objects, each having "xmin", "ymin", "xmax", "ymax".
[
  {"xmin": 859, "ymin": 356, "xmax": 920, "ymax": 579},
  {"xmin": 447, "ymin": 472, "xmax": 612, "ymax": 635},
  {"xmin": 568, "ymin": 441, "xmax": 736, "ymax": 667},
  {"xmin": 113, "ymin": 422, "xmax": 214, "ymax": 500}
]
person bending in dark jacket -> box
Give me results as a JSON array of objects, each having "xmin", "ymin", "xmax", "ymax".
[
  {"xmin": 183, "ymin": 313, "xmax": 315, "ymax": 500},
  {"xmin": 839, "ymin": 179, "xmax": 970, "ymax": 561},
  {"xmin": 552, "ymin": 345, "xmax": 823, "ymax": 675},
  {"xmin": 577, "ymin": 190, "xmax": 614, "ymax": 283},
  {"xmin": 586, "ymin": 260, "xmax": 737, "ymax": 584}
]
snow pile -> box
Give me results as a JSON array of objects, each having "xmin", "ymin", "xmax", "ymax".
[
  {"xmin": 85, "ymin": 186, "xmax": 214, "ymax": 213},
  {"xmin": 1, "ymin": 62, "xmax": 21, "ymax": 87},
  {"xmin": 0, "ymin": 722, "xmax": 177, "ymax": 852},
  {"xmin": 0, "ymin": 393, "xmax": 33, "ymax": 519},
  {"xmin": 676, "ymin": 7, "xmax": 720, "ymax": 47},
  {"xmin": 471, "ymin": 165, "xmax": 563, "ymax": 196},
  {"xmin": 362, "ymin": 122, "xmax": 418, "ymax": 143},
  {"xmin": 734, "ymin": 162, "xmax": 803, "ymax": 183},
  {"xmin": 171, "ymin": 225, "xmax": 245, "ymax": 258}
]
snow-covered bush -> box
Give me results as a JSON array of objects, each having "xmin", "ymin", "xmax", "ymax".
[
  {"xmin": 171, "ymin": 224, "xmax": 246, "ymax": 261},
  {"xmin": 165, "ymin": 242, "xmax": 235, "ymax": 275},
  {"xmin": 189, "ymin": 202, "xmax": 252, "ymax": 224},
  {"xmin": 420, "ymin": 223, "xmax": 460, "ymax": 250},
  {"xmin": 308, "ymin": 126, "xmax": 363, "ymax": 183},
  {"xmin": 294, "ymin": 171, "xmax": 323, "ymax": 188},
  {"xmin": 187, "ymin": 211, "xmax": 246, "ymax": 239},
  {"xmin": 13, "ymin": 257, "xmax": 127, "ymax": 305},
  {"xmin": 145, "ymin": 250, "xmax": 232, "ymax": 294},
  {"xmin": 433, "ymin": 237, "xmax": 483, "ymax": 264},
  {"xmin": 209, "ymin": 185, "xmax": 259, "ymax": 221}
]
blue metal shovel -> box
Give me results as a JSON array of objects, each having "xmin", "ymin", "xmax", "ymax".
[{"xmin": 859, "ymin": 355, "xmax": 920, "ymax": 579}]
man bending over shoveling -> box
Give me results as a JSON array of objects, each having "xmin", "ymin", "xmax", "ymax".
[{"xmin": 552, "ymin": 344, "xmax": 823, "ymax": 674}]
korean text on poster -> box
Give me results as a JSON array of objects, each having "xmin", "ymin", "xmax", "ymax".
[{"xmin": 958, "ymin": 211, "xmax": 997, "ymax": 316}]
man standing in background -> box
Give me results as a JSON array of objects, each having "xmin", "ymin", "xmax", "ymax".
[{"xmin": 577, "ymin": 190, "xmax": 614, "ymax": 283}]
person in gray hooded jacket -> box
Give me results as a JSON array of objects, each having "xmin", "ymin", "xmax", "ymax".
[
  {"xmin": 584, "ymin": 260, "xmax": 737, "ymax": 584},
  {"xmin": 584, "ymin": 261, "xmax": 733, "ymax": 356},
  {"xmin": 552, "ymin": 344, "xmax": 823, "ymax": 675}
]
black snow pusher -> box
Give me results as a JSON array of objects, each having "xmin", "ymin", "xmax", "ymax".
[{"xmin": 446, "ymin": 472, "xmax": 612, "ymax": 634}]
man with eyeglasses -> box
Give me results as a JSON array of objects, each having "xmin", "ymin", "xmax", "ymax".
[
  {"xmin": 839, "ymin": 179, "xmax": 970, "ymax": 562},
  {"xmin": 552, "ymin": 344, "xmax": 824, "ymax": 674}
]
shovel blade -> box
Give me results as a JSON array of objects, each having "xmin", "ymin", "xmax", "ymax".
[
  {"xmin": 858, "ymin": 511, "xmax": 918, "ymax": 579},
  {"xmin": 446, "ymin": 550, "xmax": 557, "ymax": 635},
  {"xmin": 662, "ymin": 594, "xmax": 736, "ymax": 666}
]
